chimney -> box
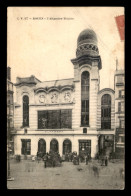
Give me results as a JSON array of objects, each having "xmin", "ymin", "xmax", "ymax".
[{"xmin": 7, "ymin": 67, "xmax": 11, "ymax": 81}]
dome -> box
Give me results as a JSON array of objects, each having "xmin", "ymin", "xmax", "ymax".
[{"xmin": 77, "ymin": 29, "xmax": 98, "ymax": 47}]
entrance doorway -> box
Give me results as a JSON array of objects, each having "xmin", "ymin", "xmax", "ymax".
[
  {"xmin": 79, "ymin": 140, "xmax": 91, "ymax": 157},
  {"xmin": 50, "ymin": 139, "xmax": 59, "ymax": 153},
  {"xmin": 38, "ymin": 139, "xmax": 46, "ymax": 157},
  {"xmin": 63, "ymin": 139, "xmax": 72, "ymax": 154},
  {"xmin": 99, "ymin": 135, "xmax": 114, "ymax": 156}
]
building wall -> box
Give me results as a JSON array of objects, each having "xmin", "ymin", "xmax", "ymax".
[
  {"xmin": 114, "ymin": 71, "xmax": 125, "ymax": 156},
  {"xmin": 14, "ymin": 134, "xmax": 98, "ymax": 157}
]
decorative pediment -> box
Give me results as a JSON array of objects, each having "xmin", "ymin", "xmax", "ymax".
[{"xmin": 34, "ymin": 88, "xmax": 47, "ymax": 94}]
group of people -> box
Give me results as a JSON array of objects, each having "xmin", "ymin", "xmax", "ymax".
[
  {"xmin": 36, "ymin": 151, "xmax": 109, "ymax": 168},
  {"xmin": 37, "ymin": 151, "xmax": 62, "ymax": 168}
]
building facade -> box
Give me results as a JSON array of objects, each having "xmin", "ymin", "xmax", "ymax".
[
  {"xmin": 7, "ymin": 67, "xmax": 14, "ymax": 154},
  {"xmin": 114, "ymin": 70, "xmax": 125, "ymax": 158},
  {"xmin": 13, "ymin": 29, "xmax": 116, "ymax": 158}
]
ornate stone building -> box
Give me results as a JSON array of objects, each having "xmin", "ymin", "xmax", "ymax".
[
  {"xmin": 7, "ymin": 67, "xmax": 14, "ymax": 154},
  {"xmin": 114, "ymin": 70, "xmax": 125, "ymax": 158},
  {"xmin": 13, "ymin": 29, "xmax": 115, "ymax": 158}
]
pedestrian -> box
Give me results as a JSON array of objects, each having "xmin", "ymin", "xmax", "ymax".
[
  {"xmin": 85, "ymin": 155, "xmax": 88, "ymax": 165},
  {"xmin": 92, "ymin": 165, "xmax": 99, "ymax": 178},
  {"xmin": 32, "ymin": 156, "xmax": 35, "ymax": 161},
  {"xmin": 101, "ymin": 155, "xmax": 105, "ymax": 166},
  {"xmin": 44, "ymin": 153, "xmax": 48, "ymax": 168},
  {"xmin": 105, "ymin": 156, "xmax": 108, "ymax": 166},
  {"xmin": 87, "ymin": 153, "xmax": 90, "ymax": 162}
]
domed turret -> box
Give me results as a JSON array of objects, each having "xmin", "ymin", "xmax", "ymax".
[
  {"xmin": 77, "ymin": 29, "xmax": 98, "ymax": 46},
  {"xmin": 76, "ymin": 28, "xmax": 99, "ymax": 58}
]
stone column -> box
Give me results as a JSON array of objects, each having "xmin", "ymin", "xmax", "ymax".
[
  {"xmin": 46, "ymin": 138, "xmax": 50, "ymax": 153},
  {"xmin": 58, "ymin": 139, "xmax": 63, "ymax": 156},
  {"xmin": 31, "ymin": 137, "xmax": 38, "ymax": 156}
]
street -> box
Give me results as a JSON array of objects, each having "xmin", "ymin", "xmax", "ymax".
[{"xmin": 7, "ymin": 158, "xmax": 124, "ymax": 190}]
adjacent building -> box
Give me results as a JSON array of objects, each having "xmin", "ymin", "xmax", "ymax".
[
  {"xmin": 7, "ymin": 67, "xmax": 14, "ymax": 154},
  {"xmin": 12, "ymin": 29, "xmax": 116, "ymax": 158},
  {"xmin": 114, "ymin": 69, "xmax": 125, "ymax": 158}
]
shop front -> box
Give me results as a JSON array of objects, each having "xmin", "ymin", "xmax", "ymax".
[{"xmin": 79, "ymin": 140, "xmax": 91, "ymax": 158}]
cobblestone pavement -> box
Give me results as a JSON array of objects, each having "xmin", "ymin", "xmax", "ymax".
[{"xmin": 7, "ymin": 159, "xmax": 124, "ymax": 190}]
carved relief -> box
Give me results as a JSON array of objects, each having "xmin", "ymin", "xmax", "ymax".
[
  {"xmin": 39, "ymin": 94, "xmax": 45, "ymax": 103},
  {"xmin": 64, "ymin": 91, "xmax": 71, "ymax": 102},
  {"xmin": 51, "ymin": 92, "xmax": 58, "ymax": 103},
  {"xmin": 35, "ymin": 92, "xmax": 46, "ymax": 104}
]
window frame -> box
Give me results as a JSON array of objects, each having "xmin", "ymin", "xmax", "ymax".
[
  {"xmin": 23, "ymin": 95, "xmax": 29, "ymax": 127},
  {"xmin": 101, "ymin": 94, "xmax": 111, "ymax": 130},
  {"xmin": 37, "ymin": 109, "xmax": 72, "ymax": 129},
  {"xmin": 81, "ymin": 71, "xmax": 90, "ymax": 127}
]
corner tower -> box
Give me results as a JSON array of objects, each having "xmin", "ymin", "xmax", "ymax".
[{"xmin": 71, "ymin": 29, "xmax": 102, "ymax": 129}]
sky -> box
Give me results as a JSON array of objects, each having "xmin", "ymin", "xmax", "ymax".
[{"xmin": 7, "ymin": 7, "xmax": 124, "ymax": 101}]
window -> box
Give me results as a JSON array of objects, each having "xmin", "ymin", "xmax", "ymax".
[
  {"xmin": 101, "ymin": 94, "xmax": 111, "ymax": 129},
  {"xmin": 38, "ymin": 111, "xmax": 48, "ymax": 129},
  {"xmin": 117, "ymin": 76, "xmax": 124, "ymax": 84},
  {"xmin": 120, "ymin": 120, "xmax": 125, "ymax": 128},
  {"xmin": 81, "ymin": 71, "xmax": 89, "ymax": 126},
  {"xmin": 118, "ymin": 102, "xmax": 121, "ymax": 112},
  {"xmin": 83, "ymin": 128, "xmax": 87, "ymax": 133},
  {"xmin": 119, "ymin": 90, "xmax": 121, "ymax": 98},
  {"xmin": 118, "ymin": 102, "xmax": 124, "ymax": 112},
  {"xmin": 121, "ymin": 102, "xmax": 124, "ymax": 111},
  {"xmin": 121, "ymin": 136, "xmax": 125, "ymax": 143},
  {"xmin": 121, "ymin": 90, "xmax": 124, "ymax": 98},
  {"xmin": 63, "ymin": 139, "xmax": 72, "ymax": 154},
  {"xmin": 23, "ymin": 95, "xmax": 29, "ymax": 127},
  {"xmin": 38, "ymin": 109, "xmax": 72, "ymax": 129},
  {"xmin": 61, "ymin": 109, "xmax": 72, "ymax": 129},
  {"xmin": 21, "ymin": 139, "xmax": 31, "ymax": 155},
  {"xmin": 119, "ymin": 90, "xmax": 124, "ymax": 98},
  {"xmin": 118, "ymin": 136, "xmax": 124, "ymax": 143},
  {"xmin": 79, "ymin": 140, "xmax": 91, "ymax": 155}
]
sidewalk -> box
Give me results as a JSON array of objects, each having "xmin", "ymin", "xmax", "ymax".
[{"xmin": 7, "ymin": 159, "xmax": 124, "ymax": 189}]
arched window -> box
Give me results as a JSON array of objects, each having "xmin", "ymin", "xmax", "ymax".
[
  {"xmin": 38, "ymin": 139, "xmax": 46, "ymax": 157},
  {"xmin": 101, "ymin": 94, "xmax": 111, "ymax": 129},
  {"xmin": 81, "ymin": 71, "xmax": 89, "ymax": 126},
  {"xmin": 63, "ymin": 139, "xmax": 72, "ymax": 155},
  {"xmin": 50, "ymin": 139, "xmax": 59, "ymax": 153},
  {"xmin": 23, "ymin": 95, "xmax": 29, "ymax": 127}
]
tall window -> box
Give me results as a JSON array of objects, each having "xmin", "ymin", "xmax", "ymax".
[
  {"xmin": 23, "ymin": 95, "xmax": 29, "ymax": 127},
  {"xmin": 81, "ymin": 71, "xmax": 89, "ymax": 126},
  {"xmin": 101, "ymin": 94, "xmax": 111, "ymax": 129}
]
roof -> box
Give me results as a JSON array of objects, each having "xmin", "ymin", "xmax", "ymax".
[
  {"xmin": 15, "ymin": 75, "xmax": 41, "ymax": 86},
  {"xmin": 77, "ymin": 29, "xmax": 98, "ymax": 47},
  {"xmin": 35, "ymin": 78, "xmax": 74, "ymax": 89}
]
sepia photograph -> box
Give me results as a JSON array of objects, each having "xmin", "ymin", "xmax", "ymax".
[{"xmin": 7, "ymin": 7, "xmax": 125, "ymax": 189}]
